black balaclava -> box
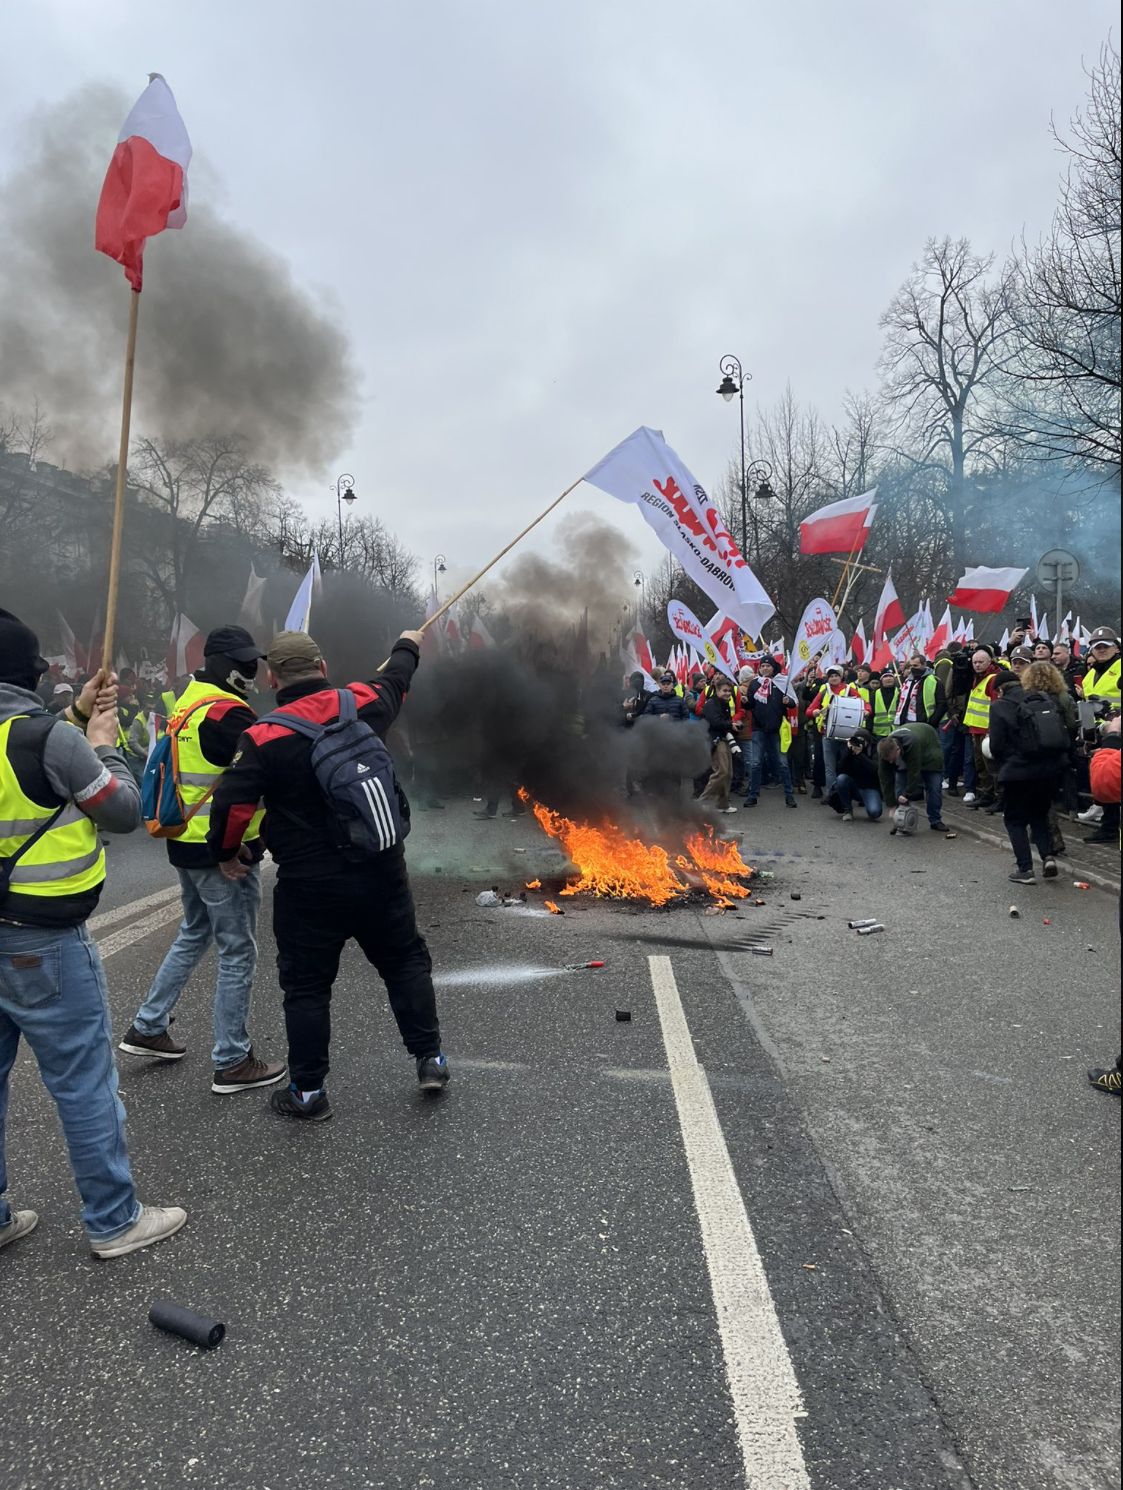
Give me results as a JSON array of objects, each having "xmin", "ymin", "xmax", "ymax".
[
  {"xmin": 0, "ymin": 608, "xmax": 48, "ymax": 693},
  {"xmin": 204, "ymin": 652, "xmax": 259, "ymax": 699}
]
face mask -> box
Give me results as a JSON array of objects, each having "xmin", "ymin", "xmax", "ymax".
[{"xmin": 220, "ymin": 660, "xmax": 258, "ymax": 697}]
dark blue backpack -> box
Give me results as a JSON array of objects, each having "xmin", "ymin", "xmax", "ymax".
[{"xmin": 256, "ymin": 688, "xmax": 408, "ymax": 859}]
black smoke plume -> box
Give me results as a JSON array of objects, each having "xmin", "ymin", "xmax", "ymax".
[{"xmin": 0, "ymin": 85, "xmax": 354, "ymax": 474}]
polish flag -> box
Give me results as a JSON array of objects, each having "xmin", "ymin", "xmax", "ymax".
[
  {"xmin": 947, "ymin": 565, "xmax": 1028, "ymax": 613},
  {"xmin": 468, "ymin": 614, "xmax": 495, "ymax": 650},
  {"xmin": 799, "ymin": 489, "xmax": 878, "ymax": 555},
  {"xmin": 952, "ymin": 616, "xmax": 967, "ymax": 643},
  {"xmin": 443, "ymin": 614, "xmax": 464, "ymax": 651},
  {"xmin": 851, "ymin": 618, "xmax": 867, "ymax": 665},
  {"xmin": 1038, "ymin": 611, "xmax": 1049, "ymax": 643},
  {"xmin": 95, "ymin": 75, "xmax": 192, "ymax": 292},
  {"xmin": 868, "ymin": 639, "xmax": 894, "ymax": 673},
  {"xmin": 873, "ymin": 570, "xmax": 905, "ymax": 641},
  {"xmin": 165, "ymin": 613, "xmax": 204, "ymax": 682},
  {"xmin": 56, "ymin": 611, "xmax": 81, "ymax": 675},
  {"xmin": 926, "ymin": 605, "xmax": 953, "ymax": 660},
  {"xmin": 1059, "ymin": 611, "xmax": 1072, "ymax": 642},
  {"xmin": 999, "ymin": 627, "xmax": 1010, "ymax": 652},
  {"xmin": 1029, "ymin": 594, "xmax": 1040, "ymax": 638}
]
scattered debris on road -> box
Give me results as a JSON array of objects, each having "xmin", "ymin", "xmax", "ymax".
[
  {"xmin": 615, "ymin": 1009, "xmax": 632, "ymax": 1022},
  {"xmin": 148, "ymin": 1299, "xmax": 225, "ymax": 1350}
]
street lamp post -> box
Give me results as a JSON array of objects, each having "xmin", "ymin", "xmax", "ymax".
[
  {"xmin": 716, "ymin": 355, "xmax": 750, "ymax": 557},
  {"xmin": 335, "ymin": 473, "xmax": 356, "ymax": 566},
  {"xmin": 433, "ymin": 554, "xmax": 447, "ymax": 599},
  {"xmin": 632, "ymin": 569, "xmax": 647, "ymax": 630},
  {"xmin": 715, "ymin": 357, "xmax": 776, "ymax": 564}
]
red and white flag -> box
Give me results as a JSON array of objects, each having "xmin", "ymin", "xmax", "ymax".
[
  {"xmin": 947, "ymin": 565, "xmax": 1027, "ymax": 614},
  {"xmin": 95, "ymin": 75, "xmax": 192, "ymax": 292},
  {"xmin": 56, "ymin": 611, "xmax": 81, "ymax": 675},
  {"xmin": 926, "ymin": 605, "xmax": 953, "ymax": 660},
  {"xmin": 850, "ymin": 618, "xmax": 867, "ymax": 665},
  {"xmin": 873, "ymin": 569, "xmax": 905, "ymax": 642},
  {"xmin": 165, "ymin": 613, "xmax": 204, "ymax": 682},
  {"xmin": 1029, "ymin": 594, "xmax": 1039, "ymax": 638},
  {"xmin": 999, "ymin": 627, "xmax": 1010, "ymax": 652},
  {"xmin": 798, "ymin": 489, "xmax": 878, "ymax": 556},
  {"xmin": 468, "ymin": 614, "xmax": 495, "ymax": 650}
]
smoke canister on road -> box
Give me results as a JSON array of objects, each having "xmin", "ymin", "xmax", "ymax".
[{"xmin": 148, "ymin": 1299, "xmax": 225, "ymax": 1349}]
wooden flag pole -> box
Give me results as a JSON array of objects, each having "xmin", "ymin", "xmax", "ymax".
[
  {"xmin": 830, "ymin": 529, "xmax": 865, "ymax": 610},
  {"xmin": 377, "ymin": 475, "xmax": 583, "ymax": 669},
  {"xmin": 102, "ymin": 289, "xmax": 141, "ymax": 671}
]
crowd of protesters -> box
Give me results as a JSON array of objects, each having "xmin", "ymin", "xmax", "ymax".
[{"xmin": 622, "ymin": 623, "xmax": 1122, "ymax": 884}]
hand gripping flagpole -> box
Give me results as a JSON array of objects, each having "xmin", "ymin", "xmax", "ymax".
[
  {"xmin": 378, "ymin": 477, "xmax": 583, "ymax": 669},
  {"xmin": 101, "ymin": 288, "xmax": 141, "ymax": 671}
]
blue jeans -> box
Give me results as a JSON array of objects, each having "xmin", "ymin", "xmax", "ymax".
[
  {"xmin": 895, "ymin": 768, "xmax": 944, "ymax": 826},
  {"xmin": 835, "ymin": 774, "xmax": 883, "ymax": 819},
  {"xmin": 823, "ymin": 736, "xmax": 848, "ymax": 795},
  {"xmin": 748, "ymin": 732, "xmax": 794, "ymax": 800},
  {"xmin": 0, "ymin": 922, "xmax": 140, "ymax": 1241},
  {"xmin": 133, "ymin": 864, "xmax": 261, "ymax": 1069}
]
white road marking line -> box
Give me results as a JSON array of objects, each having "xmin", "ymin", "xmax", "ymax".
[
  {"xmin": 87, "ymin": 884, "xmax": 182, "ymax": 934},
  {"xmin": 96, "ymin": 903, "xmax": 185, "ymax": 961},
  {"xmin": 647, "ymin": 954, "xmax": 810, "ymax": 1490}
]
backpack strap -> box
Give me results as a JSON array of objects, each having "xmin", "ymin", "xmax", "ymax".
[{"xmin": 257, "ymin": 690, "xmax": 354, "ymax": 739}]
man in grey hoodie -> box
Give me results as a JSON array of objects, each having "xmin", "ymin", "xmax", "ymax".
[{"xmin": 0, "ymin": 609, "xmax": 185, "ymax": 1259}]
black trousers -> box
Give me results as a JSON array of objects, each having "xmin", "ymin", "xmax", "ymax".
[
  {"xmin": 274, "ymin": 853, "xmax": 442, "ymax": 1088},
  {"xmin": 1002, "ymin": 778, "xmax": 1059, "ymax": 872}
]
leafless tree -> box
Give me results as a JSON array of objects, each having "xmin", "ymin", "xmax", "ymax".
[
  {"xmin": 878, "ymin": 236, "xmax": 1016, "ymax": 570},
  {"xmin": 129, "ymin": 435, "xmax": 283, "ymax": 617},
  {"xmin": 1004, "ymin": 41, "xmax": 1121, "ymax": 471}
]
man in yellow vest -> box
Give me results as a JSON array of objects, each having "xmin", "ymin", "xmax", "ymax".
[
  {"xmin": 0, "ymin": 609, "xmax": 185, "ymax": 1258},
  {"xmin": 870, "ymin": 669, "xmax": 899, "ymax": 738},
  {"xmin": 1081, "ymin": 626, "xmax": 1121, "ymax": 844},
  {"xmin": 119, "ymin": 626, "xmax": 285, "ymax": 1095},
  {"xmin": 963, "ymin": 646, "xmax": 1006, "ymax": 810}
]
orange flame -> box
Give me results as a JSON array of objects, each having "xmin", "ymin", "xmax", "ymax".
[
  {"xmin": 528, "ymin": 800, "xmax": 686, "ymax": 907},
  {"xmin": 525, "ymin": 879, "xmax": 542, "ymax": 890},
  {"xmin": 700, "ymin": 873, "xmax": 750, "ymax": 900},
  {"xmin": 520, "ymin": 792, "xmax": 755, "ymax": 908},
  {"xmin": 544, "ymin": 900, "xmax": 563, "ymax": 915},
  {"xmin": 685, "ymin": 827, "xmax": 753, "ymax": 877}
]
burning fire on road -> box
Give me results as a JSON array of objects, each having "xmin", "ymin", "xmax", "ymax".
[{"xmin": 518, "ymin": 790, "xmax": 755, "ymax": 909}]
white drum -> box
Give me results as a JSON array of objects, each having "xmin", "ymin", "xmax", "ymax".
[{"xmin": 825, "ymin": 694, "xmax": 865, "ymax": 740}]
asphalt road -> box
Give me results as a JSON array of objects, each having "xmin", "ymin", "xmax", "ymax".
[{"xmin": 1, "ymin": 790, "xmax": 1119, "ymax": 1490}]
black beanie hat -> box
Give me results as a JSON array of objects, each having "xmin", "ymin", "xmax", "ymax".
[{"xmin": 0, "ymin": 609, "xmax": 48, "ymax": 689}]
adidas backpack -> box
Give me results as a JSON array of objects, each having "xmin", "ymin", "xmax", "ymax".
[{"xmin": 256, "ymin": 687, "xmax": 408, "ymax": 859}]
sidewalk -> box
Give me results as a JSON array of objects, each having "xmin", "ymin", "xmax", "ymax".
[{"xmin": 941, "ymin": 794, "xmax": 1121, "ymax": 893}]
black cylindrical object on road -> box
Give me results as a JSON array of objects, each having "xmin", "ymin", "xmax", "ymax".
[{"xmin": 148, "ymin": 1299, "xmax": 225, "ymax": 1349}]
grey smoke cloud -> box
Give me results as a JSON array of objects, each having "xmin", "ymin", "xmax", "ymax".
[
  {"xmin": 489, "ymin": 509, "xmax": 640, "ymax": 638},
  {"xmin": 0, "ymin": 85, "xmax": 355, "ymax": 475}
]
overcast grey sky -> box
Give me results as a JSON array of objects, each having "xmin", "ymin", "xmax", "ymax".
[{"xmin": 1, "ymin": 0, "xmax": 1114, "ymax": 590}]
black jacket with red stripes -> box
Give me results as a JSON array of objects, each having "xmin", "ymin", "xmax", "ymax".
[{"xmin": 206, "ymin": 640, "xmax": 419, "ymax": 879}]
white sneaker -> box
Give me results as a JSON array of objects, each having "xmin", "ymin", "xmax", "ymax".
[
  {"xmin": 0, "ymin": 1209, "xmax": 38, "ymax": 1250},
  {"xmin": 963, "ymin": 792, "xmax": 977, "ymax": 804},
  {"xmin": 719, "ymin": 805, "xmax": 738, "ymax": 814},
  {"xmin": 90, "ymin": 1204, "xmax": 187, "ymax": 1259},
  {"xmin": 1077, "ymin": 804, "xmax": 1104, "ymax": 824},
  {"xmin": 840, "ymin": 812, "xmax": 853, "ymax": 822},
  {"xmin": 941, "ymin": 779, "xmax": 950, "ymax": 790}
]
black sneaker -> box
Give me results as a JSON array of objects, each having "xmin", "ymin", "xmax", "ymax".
[
  {"xmin": 417, "ymin": 1053, "xmax": 450, "ymax": 1092},
  {"xmin": 270, "ymin": 1084, "xmax": 333, "ymax": 1121},
  {"xmin": 1087, "ymin": 1066, "xmax": 1122, "ymax": 1096},
  {"xmin": 945, "ymin": 785, "xmax": 960, "ymax": 797},
  {"xmin": 1042, "ymin": 857, "xmax": 1059, "ymax": 879},
  {"xmin": 1008, "ymin": 869, "xmax": 1036, "ymax": 884},
  {"xmin": 930, "ymin": 822, "xmax": 949, "ymax": 832},
  {"xmin": 785, "ymin": 797, "xmax": 798, "ymax": 808},
  {"xmin": 119, "ymin": 1023, "xmax": 187, "ymax": 1061},
  {"xmin": 745, "ymin": 797, "xmax": 758, "ymax": 807}
]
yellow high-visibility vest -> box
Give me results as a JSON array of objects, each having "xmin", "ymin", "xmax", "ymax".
[
  {"xmin": 963, "ymin": 674, "xmax": 995, "ymax": 732},
  {"xmin": 0, "ymin": 716, "xmax": 105, "ymax": 901},
  {"xmin": 871, "ymin": 687, "xmax": 897, "ymax": 737},
  {"xmin": 168, "ymin": 679, "xmax": 263, "ymax": 847},
  {"xmin": 1083, "ymin": 657, "xmax": 1121, "ymax": 704}
]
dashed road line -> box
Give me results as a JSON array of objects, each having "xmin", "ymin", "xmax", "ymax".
[{"xmin": 648, "ymin": 954, "xmax": 810, "ymax": 1490}]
